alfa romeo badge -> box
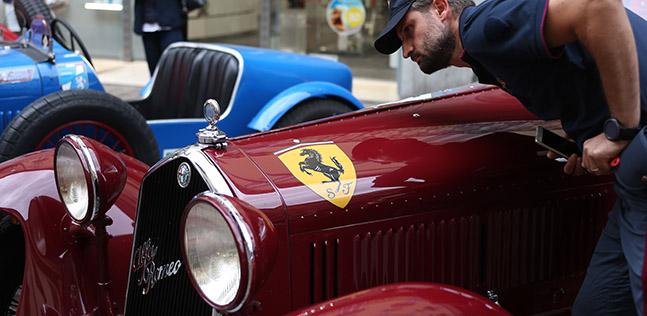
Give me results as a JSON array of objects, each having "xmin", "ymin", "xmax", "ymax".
[{"xmin": 177, "ymin": 162, "xmax": 191, "ymax": 188}]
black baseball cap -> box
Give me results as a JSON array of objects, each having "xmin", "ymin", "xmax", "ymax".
[{"xmin": 374, "ymin": 0, "xmax": 416, "ymax": 54}]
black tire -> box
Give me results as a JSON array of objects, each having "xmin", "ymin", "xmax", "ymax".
[
  {"xmin": 0, "ymin": 214, "xmax": 24, "ymax": 316},
  {"xmin": 13, "ymin": 0, "xmax": 54, "ymax": 28},
  {"xmin": 0, "ymin": 90, "xmax": 160, "ymax": 165},
  {"xmin": 273, "ymin": 98, "xmax": 355, "ymax": 129}
]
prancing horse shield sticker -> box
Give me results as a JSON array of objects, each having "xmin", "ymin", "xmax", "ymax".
[{"xmin": 275, "ymin": 141, "xmax": 356, "ymax": 208}]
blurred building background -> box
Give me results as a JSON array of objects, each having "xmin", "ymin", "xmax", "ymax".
[{"xmin": 1, "ymin": 0, "xmax": 484, "ymax": 100}]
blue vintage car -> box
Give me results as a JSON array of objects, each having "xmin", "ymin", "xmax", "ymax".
[
  {"xmin": 0, "ymin": 18, "xmax": 363, "ymax": 165},
  {"xmin": 134, "ymin": 41, "xmax": 363, "ymax": 158},
  {"xmin": 0, "ymin": 16, "xmax": 100, "ymax": 104}
]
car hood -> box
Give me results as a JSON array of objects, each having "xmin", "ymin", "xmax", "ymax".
[{"xmin": 210, "ymin": 86, "xmax": 549, "ymax": 234}]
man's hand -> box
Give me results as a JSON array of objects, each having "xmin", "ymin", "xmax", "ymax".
[
  {"xmin": 581, "ymin": 132, "xmax": 628, "ymax": 175},
  {"xmin": 544, "ymin": 132, "xmax": 585, "ymax": 176},
  {"xmin": 546, "ymin": 151, "xmax": 586, "ymax": 176}
]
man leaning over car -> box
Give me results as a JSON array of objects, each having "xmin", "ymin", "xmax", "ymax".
[{"xmin": 374, "ymin": 0, "xmax": 647, "ymax": 314}]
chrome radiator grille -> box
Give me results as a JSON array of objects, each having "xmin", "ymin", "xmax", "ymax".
[{"xmin": 124, "ymin": 157, "xmax": 213, "ymax": 315}]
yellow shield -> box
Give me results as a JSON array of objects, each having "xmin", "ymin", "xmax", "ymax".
[{"xmin": 275, "ymin": 141, "xmax": 356, "ymax": 208}]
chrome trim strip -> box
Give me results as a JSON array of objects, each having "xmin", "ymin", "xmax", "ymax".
[
  {"xmin": 150, "ymin": 144, "xmax": 233, "ymax": 196},
  {"xmin": 146, "ymin": 118, "xmax": 206, "ymax": 124},
  {"xmin": 150, "ymin": 42, "xmax": 244, "ymax": 121}
]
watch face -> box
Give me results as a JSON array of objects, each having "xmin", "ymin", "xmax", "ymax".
[{"xmin": 605, "ymin": 119, "xmax": 621, "ymax": 140}]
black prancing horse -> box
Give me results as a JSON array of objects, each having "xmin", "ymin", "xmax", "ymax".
[{"xmin": 299, "ymin": 148, "xmax": 345, "ymax": 192}]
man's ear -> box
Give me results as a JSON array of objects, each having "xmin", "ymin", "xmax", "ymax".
[{"xmin": 432, "ymin": 0, "xmax": 449, "ymax": 21}]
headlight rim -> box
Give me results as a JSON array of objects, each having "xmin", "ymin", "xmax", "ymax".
[
  {"xmin": 180, "ymin": 192, "xmax": 253, "ymax": 312},
  {"xmin": 54, "ymin": 135, "xmax": 100, "ymax": 224}
]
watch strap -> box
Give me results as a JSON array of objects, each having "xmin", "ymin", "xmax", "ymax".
[
  {"xmin": 605, "ymin": 118, "xmax": 641, "ymax": 141},
  {"xmin": 619, "ymin": 125, "xmax": 641, "ymax": 140}
]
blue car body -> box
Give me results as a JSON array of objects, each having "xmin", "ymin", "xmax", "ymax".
[
  {"xmin": 142, "ymin": 42, "xmax": 364, "ymax": 156},
  {"xmin": 0, "ymin": 39, "xmax": 103, "ymax": 127},
  {"xmin": 0, "ymin": 28, "xmax": 363, "ymax": 159}
]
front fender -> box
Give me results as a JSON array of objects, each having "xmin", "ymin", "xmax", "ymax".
[
  {"xmin": 0, "ymin": 150, "xmax": 146, "ymax": 316},
  {"xmin": 281, "ymin": 282, "xmax": 511, "ymax": 316},
  {"xmin": 246, "ymin": 81, "xmax": 364, "ymax": 131}
]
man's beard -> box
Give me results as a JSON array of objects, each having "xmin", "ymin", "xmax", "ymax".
[{"xmin": 413, "ymin": 24, "xmax": 456, "ymax": 74}]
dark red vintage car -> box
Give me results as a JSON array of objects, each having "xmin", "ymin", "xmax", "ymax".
[{"xmin": 0, "ymin": 84, "xmax": 614, "ymax": 316}]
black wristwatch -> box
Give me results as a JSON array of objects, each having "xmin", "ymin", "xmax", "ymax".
[{"xmin": 603, "ymin": 118, "xmax": 641, "ymax": 141}]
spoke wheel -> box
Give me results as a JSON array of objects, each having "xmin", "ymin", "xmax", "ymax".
[
  {"xmin": 0, "ymin": 90, "xmax": 160, "ymax": 165},
  {"xmin": 36, "ymin": 120, "xmax": 134, "ymax": 155},
  {"xmin": 4, "ymin": 285, "xmax": 20, "ymax": 316}
]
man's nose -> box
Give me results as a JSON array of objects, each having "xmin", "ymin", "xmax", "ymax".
[{"xmin": 401, "ymin": 41, "xmax": 413, "ymax": 59}]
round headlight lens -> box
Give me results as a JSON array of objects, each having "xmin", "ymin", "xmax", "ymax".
[
  {"xmin": 55, "ymin": 142, "xmax": 90, "ymax": 221},
  {"xmin": 183, "ymin": 201, "xmax": 241, "ymax": 307}
]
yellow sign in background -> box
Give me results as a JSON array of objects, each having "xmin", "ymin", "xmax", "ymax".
[{"xmin": 276, "ymin": 142, "xmax": 356, "ymax": 208}]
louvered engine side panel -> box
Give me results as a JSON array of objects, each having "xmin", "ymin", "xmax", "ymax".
[
  {"xmin": 291, "ymin": 189, "xmax": 611, "ymax": 313},
  {"xmin": 291, "ymin": 215, "xmax": 482, "ymax": 308},
  {"xmin": 485, "ymin": 193, "xmax": 606, "ymax": 289},
  {"xmin": 484, "ymin": 192, "xmax": 609, "ymax": 315},
  {"xmin": 346, "ymin": 218, "xmax": 481, "ymax": 291},
  {"xmin": 124, "ymin": 158, "xmax": 213, "ymax": 315}
]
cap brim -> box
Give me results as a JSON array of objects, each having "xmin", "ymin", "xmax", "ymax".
[{"xmin": 374, "ymin": 1, "xmax": 414, "ymax": 54}]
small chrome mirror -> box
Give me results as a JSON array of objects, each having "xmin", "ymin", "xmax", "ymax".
[
  {"xmin": 197, "ymin": 99, "xmax": 227, "ymax": 150},
  {"xmin": 204, "ymin": 99, "xmax": 221, "ymax": 126}
]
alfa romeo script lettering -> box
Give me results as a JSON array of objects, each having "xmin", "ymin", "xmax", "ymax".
[{"xmin": 132, "ymin": 238, "xmax": 182, "ymax": 295}]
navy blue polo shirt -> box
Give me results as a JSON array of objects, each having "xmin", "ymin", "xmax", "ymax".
[{"xmin": 459, "ymin": 0, "xmax": 647, "ymax": 148}]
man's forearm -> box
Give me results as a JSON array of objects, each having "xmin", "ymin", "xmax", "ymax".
[
  {"xmin": 546, "ymin": 0, "xmax": 640, "ymax": 128},
  {"xmin": 578, "ymin": 0, "xmax": 640, "ymax": 128}
]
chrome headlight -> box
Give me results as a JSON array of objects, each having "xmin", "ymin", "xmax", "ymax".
[
  {"xmin": 55, "ymin": 136, "xmax": 98, "ymax": 223},
  {"xmin": 181, "ymin": 192, "xmax": 277, "ymax": 313},
  {"xmin": 183, "ymin": 198, "xmax": 242, "ymax": 307},
  {"xmin": 54, "ymin": 135, "xmax": 127, "ymax": 225}
]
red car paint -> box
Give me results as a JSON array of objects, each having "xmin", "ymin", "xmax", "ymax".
[
  {"xmin": 0, "ymin": 84, "xmax": 615, "ymax": 315},
  {"xmin": 203, "ymin": 85, "xmax": 614, "ymax": 314},
  {"xmin": 283, "ymin": 283, "xmax": 511, "ymax": 316},
  {"xmin": 0, "ymin": 23, "xmax": 18, "ymax": 41},
  {"xmin": 0, "ymin": 150, "xmax": 147, "ymax": 316}
]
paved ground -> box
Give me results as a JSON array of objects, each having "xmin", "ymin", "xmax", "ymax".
[
  {"xmin": 93, "ymin": 58, "xmax": 399, "ymax": 107},
  {"xmin": 93, "ymin": 59, "xmax": 150, "ymax": 101},
  {"xmin": 102, "ymin": 84, "xmax": 142, "ymax": 101}
]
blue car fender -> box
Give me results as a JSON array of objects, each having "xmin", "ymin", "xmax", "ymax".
[{"xmin": 247, "ymin": 81, "xmax": 364, "ymax": 131}]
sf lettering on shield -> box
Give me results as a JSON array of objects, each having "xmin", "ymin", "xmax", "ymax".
[
  {"xmin": 276, "ymin": 141, "xmax": 357, "ymax": 208},
  {"xmin": 327, "ymin": 181, "xmax": 354, "ymax": 199}
]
